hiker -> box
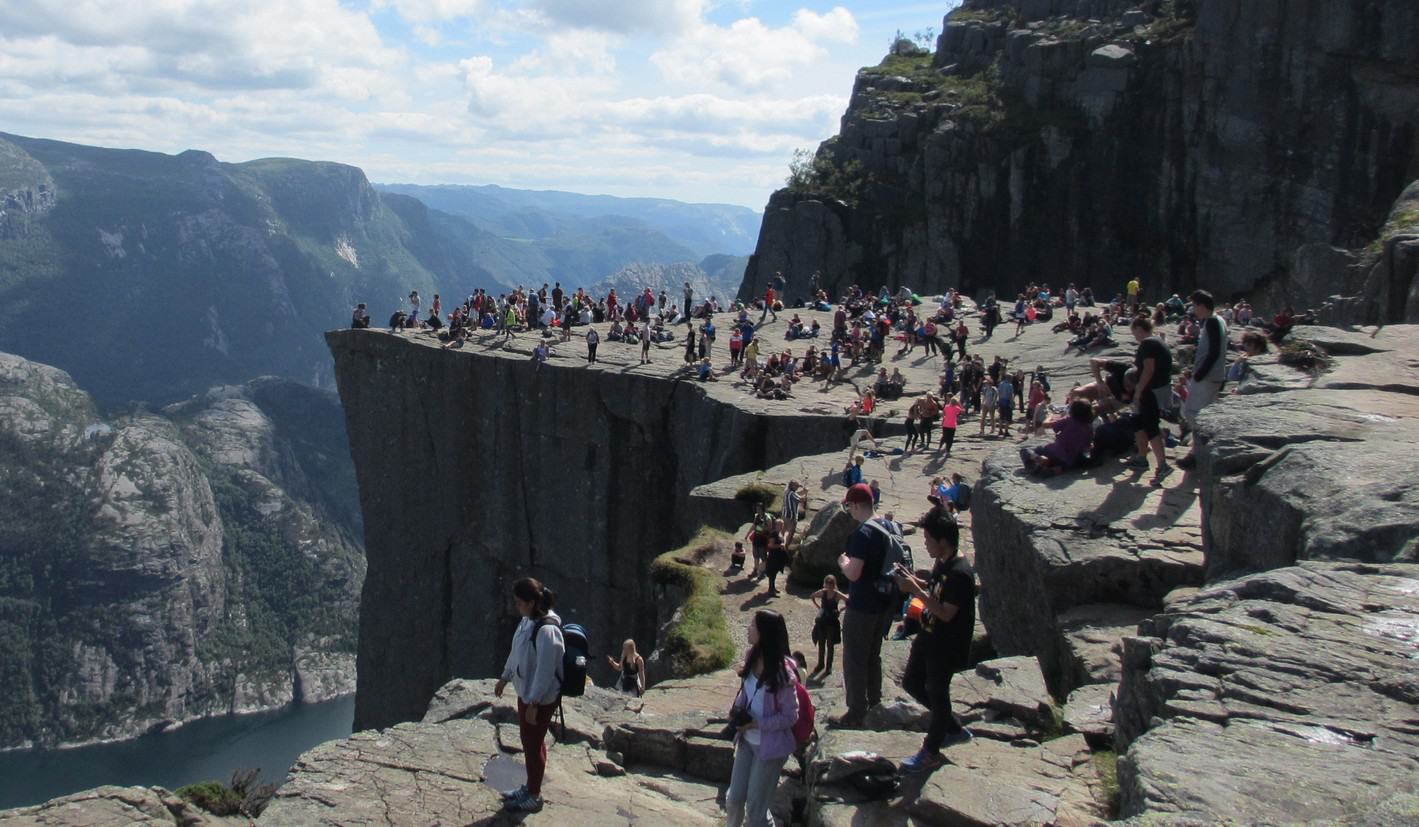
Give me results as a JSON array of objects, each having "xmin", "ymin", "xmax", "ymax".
[
  {"xmin": 683, "ymin": 282, "xmax": 694, "ymax": 322},
  {"xmin": 1178, "ymin": 289, "xmax": 1227, "ymax": 470},
  {"xmin": 996, "ymin": 374, "xmax": 1015, "ymax": 437},
  {"xmin": 781, "ymin": 481, "xmax": 805, "ymax": 548},
  {"xmin": 746, "ymin": 503, "xmax": 772, "ymax": 579},
  {"xmin": 585, "ymin": 326, "xmax": 600, "ymax": 364},
  {"xmin": 1124, "ymin": 316, "xmax": 1173, "ymax": 485},
  {"xmin": 407, "ymin": 290, "xmax": 421, "ymax": 326},
  {"xmin": 641, "ymin": 326, "xmax": 652, "ymax": 364},
  {"xmin": 895, "ymin": 505, "xmax": 976, "ymax": 771},
  {"xmin": 605, "ymin": 639, "xmax": 645, "ymax": 697},
  {"xmin": 842, "ymin": 456, "xmax": 865, "ymax": 487},
  {"xmin": 493, "ymin": 578, "xmax": 565, "ymax": 814},
  {"xmin": 810, "ymin": 575, "xmax": 844, "ymax": 680},
  {"xmin": 978, "ymin": 377, "xmax": 997, "ymax": 435},
  {"xmin": 724, "ymin": 610, "xmax": 800, "ymax": 827},
  {"xmin": 831, "ymin": 483, "xmax": 896, "ymax": 728},
  {"xmin": 351, "ymin": 303, "xmax": 369, "ymax": 329},
  {"xmin": 938, "ymin": 394, "xmax": 963, "ymax": 455},
  {"xmin": 764, "ymin": 519, "xmax": 789, "ymax": 597}
]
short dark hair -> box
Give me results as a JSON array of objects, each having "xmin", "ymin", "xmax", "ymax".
[
  {"xmin": 1131, "ymin": 315, "xmax": 1154, "ymax": 332},
  {"xmin": 1189, "ymin": 289, "xmax": 1215, "ymax": 310},
  {"xmin": 920, "ymin": 506, "xmax": 960, "ymax": 551}
]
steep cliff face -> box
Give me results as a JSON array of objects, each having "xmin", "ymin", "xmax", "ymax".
[
  {"xmin": 0, "ymin": 354, "xmax": 363, "ymax": 748},
  {"xmin": 743, "ymin": 0, "xmax": 1419, "ymax": 315},
  {"xmin": 326, "ymin": 331, "xmax": 847, "ymax": 730}
]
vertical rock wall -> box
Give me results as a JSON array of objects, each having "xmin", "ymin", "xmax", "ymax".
[
  {"xmin": 743, "ymin": 0, "xmax": 1419, "ymax": 314},
  {"xmin": 326, "ymin": 331, "xmax": 846, "ymax": 730}
]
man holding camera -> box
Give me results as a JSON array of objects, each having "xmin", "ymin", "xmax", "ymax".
[{"xmin": 894, "ymin": 505, "xmax": 976, "ymax": 770}]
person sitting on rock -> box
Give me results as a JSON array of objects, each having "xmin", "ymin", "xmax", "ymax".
[
  {"xmin": 895, "ymin": 506, "xmax": 976, "ymax": 771},
  {"xmin": 698, "ymin": 358, "xmax": 718, "ymax": 382},
  {"xmin": 810, "ymin": 575, "xmax": 845, "ymax": 681},
  {"xmin": 351, "ymin": 302, "xmax": 370, "ymax": 329},
  {"xmin": 607, "ymin": 319, "xmax": 625, "ymax": 342},
  {"xmin": 1020, "ymin": 400, "xmax": 1096, "ymax": 476}
]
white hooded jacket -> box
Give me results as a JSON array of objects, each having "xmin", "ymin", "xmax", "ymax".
[{"xmin": 500, "ymin": 611, "xmax": 565, "ymax": 706}]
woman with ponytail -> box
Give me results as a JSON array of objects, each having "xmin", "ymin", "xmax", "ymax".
[
  {"xmin": 493, "ymin": 577, "xmax": 564, "ymax": 814},
  {"xmin": 724, "ymin": 609, "xmax": 799, "ymax": 827}
]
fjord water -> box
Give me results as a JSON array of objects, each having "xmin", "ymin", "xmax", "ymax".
[{"xmin": 0, "ymin": 696, "xmax": 354, "ymax": 810}]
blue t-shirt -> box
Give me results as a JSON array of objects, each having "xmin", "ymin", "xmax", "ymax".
[
  {"xmin": 845, "ymin": 521, "xmax": 891, "ymax": 613},
  {"xmin": 997, "ymin": 381, "xmax": 1014, "ymax": 407}
]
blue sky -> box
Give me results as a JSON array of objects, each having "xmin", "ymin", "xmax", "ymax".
[{"xmin": 0, "ymin": 1, "xmax": 958, "ymax": 209}]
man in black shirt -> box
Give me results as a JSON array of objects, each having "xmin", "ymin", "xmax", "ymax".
[
  {"xmin": 1124, "ymin": 315, "xmax": 1174, "ymax": 486},
  {"xmin": 896, "ymin": 506, "xmax": 975, "ymax": 771},
  {"xmin": 831, "ymin": 483, "xmax": 895, "ymax": 728}
]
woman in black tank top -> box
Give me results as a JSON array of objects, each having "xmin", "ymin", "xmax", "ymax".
[{"xmin": 606, "ymin": 639, "xmax": 645, "ymax": 697}]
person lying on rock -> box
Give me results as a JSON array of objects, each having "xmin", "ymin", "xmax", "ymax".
[{"xmin": 895, "ymin": 506, "xmax": 976, "ymax": 772}]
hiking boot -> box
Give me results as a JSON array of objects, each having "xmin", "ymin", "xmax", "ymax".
[
  {"xmin": 829, "ymin": 711, "xmax": 866, "ymax": 729},
  {"xmin": 941, "ymin": 728, "xmax": 974, "ymax": 748},
  {"xmin": 1151, "ymin": 464, "xmax": 1174, "ymax": 487},
  {"xmin": 499, "ymin": 785, "xmax": 528, "ymax": 802},
  {"xmin": 504, "ymin": 792, "xmax": 543, "ymax": 813},
  {"xmin": 1177, "ymin": 453, "xmax": 1197, "ymax": 470},
  {"xmin": 901, "ymin": 749, "xmax": 945, "ymax": 772}
]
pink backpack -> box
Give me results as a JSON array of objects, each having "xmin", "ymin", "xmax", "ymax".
[{"xmin": 784, "ymin": 657, "xmax": 816, "ymax": 746}]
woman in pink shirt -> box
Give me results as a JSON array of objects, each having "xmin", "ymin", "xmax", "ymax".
[{"xmin": 938, "ymin": 395, "xmax": 964, "ymax": 455}]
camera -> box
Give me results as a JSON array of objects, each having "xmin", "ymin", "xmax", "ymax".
[{"xmin": 719, "ymin": 705, "xmax": 753, "ymax": 740}]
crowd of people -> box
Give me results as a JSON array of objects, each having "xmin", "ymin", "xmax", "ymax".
[{"xmin": 367, "ymin": 271, "xmax": 1298, "ymax": 821}]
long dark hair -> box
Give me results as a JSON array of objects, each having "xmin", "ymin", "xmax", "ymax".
[
  {"xmin": 512, "ymin": 577, "xmax": 556, "ymax": 618},
  {"xmin": 740, "ymin": 610, "xmax": 791, "ymax": 692}
]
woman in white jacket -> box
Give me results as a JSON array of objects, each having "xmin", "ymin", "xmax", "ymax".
[{"xmin": 493, "ymin": 577, "xmax": 565, "ymax": 814}]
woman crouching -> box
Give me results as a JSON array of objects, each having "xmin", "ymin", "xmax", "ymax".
[
  {"xmin": 725, "ymin": 609, "xmax": 799, "ymax": 827},
  {"xmin": 493, "ymin": 577, "xmax": 565, "ymax": 814}
]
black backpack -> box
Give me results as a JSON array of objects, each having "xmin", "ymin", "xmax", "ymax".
[
  {"xmin": 955, "ymin": 482, "xmax": 973, "ymax": 512},
  {"xmin": 864, "ymin": 518, "xmax": 911, "ymax": 601},
  {"xmin": 531, "ymin": 617, "xmax": 590, "ymax": 740}
]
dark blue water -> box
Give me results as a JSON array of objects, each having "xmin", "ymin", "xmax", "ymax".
[{"xmin": 0, "ymin": 696, "xmax": 354, "ymax": 810}]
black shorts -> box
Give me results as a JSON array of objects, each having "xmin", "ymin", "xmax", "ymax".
[
  {"xmin": 999, "ymin": 404, "xmax": 1013, "ymax": 423},
  {"xmin": 1134, "ymin": 388, "xmax": 1162, "ymax": 439}
]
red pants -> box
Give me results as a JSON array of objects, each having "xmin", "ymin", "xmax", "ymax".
[{"xmin": 517, "ymin": 699, "xmax": 554, "ymax": 796}]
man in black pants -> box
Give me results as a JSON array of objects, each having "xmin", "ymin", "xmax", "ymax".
[
  {"xmin": 831, "ymin": 483, "xmax": 895, "ymax": 728},
  {"xmin": 896, "ymin": 505, "xmax": 975, "ymax": 770},
  {"xmin": 1123, "ymin": 315, "xmax": 1173, "ymax": 486}
]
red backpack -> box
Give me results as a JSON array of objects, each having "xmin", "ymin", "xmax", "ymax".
[{"xmin": 784, "ymin": 658, "xmax": 816, "ymax": 746}]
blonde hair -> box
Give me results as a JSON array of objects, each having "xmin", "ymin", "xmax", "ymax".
[
  {"xmin": 621, "ymin": 639, "xmax": 638, "ymax": 659},
  {"xmin": 823, "ymin": 574, "xmax": 838, "ymax": 589}
]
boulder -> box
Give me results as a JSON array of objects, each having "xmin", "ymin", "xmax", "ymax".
[
  {"xmin": 970, "ymin": 446, "xmax": 1204, "ymax": 693},
  {"xmin": 1114, "ymin": 562, "xmax": 1419, "ymax": 821},
  {"xmin": 0, "ymin": 786, "xmax": 236, "ymax": 826},
  {"xmin": 1197, "ymin": 325, "xmax": 1419, "ymax": 577},
  {"xmin": 793, "ymin": 505, "xmax": 856, "ymax": 584},
  {"xmin": 951, "ymin": 657, "xmax": 1057, "ymax": 736},
  {"xmin": 1055, "ymin": 603, "xmax": 1152, "ymax": 694},
  {"xmin": 909, "ymin": 735, "xmax": 1110, "ymax": 826},
  {"xmin": 1062, "ymin": 683, "xmax": 1115, "ymax": 748}
]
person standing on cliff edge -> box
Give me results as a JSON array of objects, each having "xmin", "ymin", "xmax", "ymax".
[
  {"xmin": 831, "ymin": 483, "xmax": 894, "ymax": 729},
  {"xmin": 494, "ymin": 578, "xmax": 565, "ymax": 814},
  {"xmin": 585, "ymin": 326, "xmax": 600, "ymax": 364},
  {"xmin": 683, "ymin": 281, "xmax": 694, "ymax": 323}
]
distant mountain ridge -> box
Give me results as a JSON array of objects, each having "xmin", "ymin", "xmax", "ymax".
[
  {"xmin": 376, "ymin": 183, "xmax": 762, "ymax": 260},
  {"xmin": 0, "ymin": 133, "xmax": 760, "ymax": 406}
]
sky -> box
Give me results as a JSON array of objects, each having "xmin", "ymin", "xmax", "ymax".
[{"xmin": 0, "ymin": 0, "xmax": 958, "ymax": 209}]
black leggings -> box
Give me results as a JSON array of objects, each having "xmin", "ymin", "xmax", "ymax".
[
  {"xmin": 902, "ymin": 637, "xmax": 963, "ymax": 751},
  {"xmin": 941, "ymin": 427, "xmax": 956, "ymax": 452},
  {"xmin": 904, "ymin": 418, "xmax": 919, "ymax": 449}
]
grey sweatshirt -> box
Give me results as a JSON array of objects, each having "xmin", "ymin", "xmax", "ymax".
[{"xmin": 501, "ymin": 612, "xmax": 565, "ymax": 706}]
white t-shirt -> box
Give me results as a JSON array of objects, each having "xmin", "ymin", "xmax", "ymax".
[{"xmin": 740, "ymin": 673, "xmax": 769, "ymax": 746}]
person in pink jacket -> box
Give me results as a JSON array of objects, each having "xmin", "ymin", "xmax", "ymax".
[
  {"xmin": 725, "ymin": 610, "xmax": 800, "ymax": 827},
  {"xmin": 937, "ymin": 395, "xmax": 964, "ymax": 455}
]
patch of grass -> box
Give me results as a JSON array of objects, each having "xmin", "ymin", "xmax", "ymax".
[
  {"xmin": 650, "ymin": 528, "xmax": 737, "ymax": 677},
  {"xmin": 861, "ymin": 55, "xmax": 1008, "ymax": 131},
  {"xmin": 1093, "ymin": 750, "xmax": 1122, "ymax": 818},
  {"xmin": 1366, "ymin": 206, "xmax": 1419, "ymax": 255},
  {"xmin": 1278, "ymin": 340, "xmax": 1333, "ymax": 374},
  {"xmin": 1240, "ymin": 624, "xmax": 1278, "ymax": 637},
  {"xmin": 734, "ymin": 481, "xmax": 782, "ymax": 514},
  {"xmin": 1138, "ymin": 0, "xmax": 1196, "ymax": 41},
  {"xmin": 176, "ymin": 769, "xmax": 275, "ymax": 817},
  {"xmin": 1041, "ymin": 703, "xmax": 1066, "ymax": 740}
]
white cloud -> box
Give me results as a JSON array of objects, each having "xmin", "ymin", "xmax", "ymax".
[
  {"xmin": 372, "ymin": 0, "xmax": 485, "ymax": 22},
  {"xmin": 528, "ymin": 0, "xmax": 705, "ymax": 35},
  {"xmin": 649, "ymin": 6, "xmax": 860, "ymax": 91}
]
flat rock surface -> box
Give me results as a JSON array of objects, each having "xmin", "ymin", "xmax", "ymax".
[
  {"xmin": 1056, "ymin": 603, "xmax": 1153, "ymax": 693},
  {"xmin": 1198, "ymin": 325, "xmax": 1419, "ymax": 575},
  {"xmin": 1115, "ymin": 561, "xmax": 1419, "ymax": 822},
  {"xmin": 911, "ymin": 734, "xmax": 1109, "ymax": 827},
  {"xmin": 0, "ymin": 786, "xmax": 245, "ymax": 826}
]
